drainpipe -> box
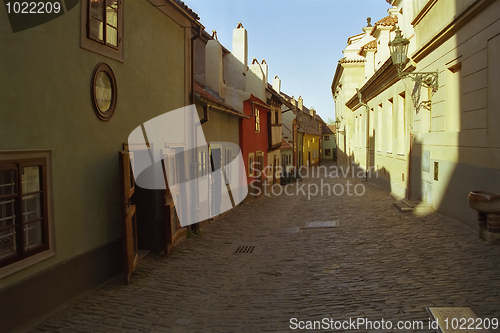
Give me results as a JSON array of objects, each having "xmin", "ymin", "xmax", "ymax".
[
  {"xmin": 356, "ymin": 88, "xmax": 369, "ymax": 182},
  {"xmin": 190, "ymin": 23, "xmax": 201, "ymax": 232}
]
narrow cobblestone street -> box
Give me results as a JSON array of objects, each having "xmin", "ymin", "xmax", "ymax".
[{"xmin": 31, "ymin": 163, "xmax": 500, "ymax": 333}]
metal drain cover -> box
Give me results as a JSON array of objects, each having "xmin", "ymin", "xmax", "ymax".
[
  {"xmin": 427, "ymin": 307, "xmax": 488, "ymax": 333},
  {"xmin": 306, "ymin": 220, "xmax": 338, "ymax": 228},
  {"xmin": 233, "ymin": 245, "xmax": 255, "ymax": 254},
  {"xmin": 270, "ymin": 227, "xmax": 300, "ymax": 234}
]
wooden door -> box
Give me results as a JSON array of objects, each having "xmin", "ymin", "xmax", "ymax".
[{"xmin": 119, "ymin": 150, "xmax": 138, "ymax": 284}]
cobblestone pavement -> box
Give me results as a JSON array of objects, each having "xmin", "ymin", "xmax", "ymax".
[{"xmin": 31, "ymin": 162, "xmax": 500, "ymax": 333}]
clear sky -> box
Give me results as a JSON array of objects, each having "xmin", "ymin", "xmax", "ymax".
[{"xmin": 187, "ymin": 0, "xmax": 391, "ymax": 122}]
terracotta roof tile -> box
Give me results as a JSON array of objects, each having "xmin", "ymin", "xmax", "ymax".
[
  {"xmin": 361, "ymin": 40, "xmax": 377, "ymax": 51},
  {"xmin": 279, "ymin": 139, "xmax": 292, "ymax": 150},
  {"xmin": 172, "ymin": 0, "xmax": 199, "ymax": 20},
  {"xmin": 374, "ymin": 15, "xmax": 398, "ymax": 27},
  {"xmin": 339, "ymin": 57, "xmax": 366, "ymax": 64}
]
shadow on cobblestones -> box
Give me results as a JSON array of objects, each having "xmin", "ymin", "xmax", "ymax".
[{"xmin": 29, "ymin": 162, "xmax": 500, "ymax": 333}]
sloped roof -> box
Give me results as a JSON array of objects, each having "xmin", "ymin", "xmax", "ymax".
[
  {"xmin": 374, "ymin": 15, "xmax": 398, "ymax": 27},
  {"xmin": 315, "ymin": 114, "xmax": 326, "ymax": 124},
  {"xmin": 339, "ymin": 57, "xmax": 366, "ymax": 64},
  {"xmin": 328, "ymin": 125, "xmax": 337, "ymax": 134},
  {"xmin": 298, "ymin": 123, "xmax": 321, "ymax": 136},
  {"xmin": 322, "ymin": 125, "xmax": 334, "ymax": 135},
  {"xmin": 361, "ymin": 40, "xmax": 377, "ymax": 51},
  {"xmin": 172, "ymin": 0, "xmax": 199, "ymax": 20},
  {"xmin": 280, "ymin": 139, "xmax": 292, "ymax": 150},
  {"xmin": 194, "ymin": 81, "xmax": 244, "ymax": 117}
]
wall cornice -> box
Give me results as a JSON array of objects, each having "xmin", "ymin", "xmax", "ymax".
[{"xmin": 412, "ymin": 0, "xmax": 496, "ymax": 63}]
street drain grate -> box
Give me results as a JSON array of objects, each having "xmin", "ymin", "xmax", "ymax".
[
  {"xmin": 427, "ymin": 307, "xmax": 488, "ymax": 333},
  {"xmin": 306, "ymin": 220, "xmax": 338, "ymax": 228},
  {"xmin": 233, "ymin": 245, "xmax": 255, "ymax": 254}
]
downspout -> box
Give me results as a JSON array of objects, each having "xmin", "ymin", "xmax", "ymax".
[
  {"xmin": 190, "ymin": 23, "xmax": 201, "ymax": 232},
  {"xmin": 356, "ymin": 88, "xmax": 369, "ymax": 182}
]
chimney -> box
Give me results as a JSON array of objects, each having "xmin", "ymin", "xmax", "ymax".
[
  {"xmin": 232, "ymin": 23, "xmax": 248, "ymax": 75},
  {"xmin": 272, "ymin": 75, "xmax": 281, "ymax": 93},
  {"xmin": 298, "ymin": 96, "xmax": 303, "ymax": 111},
  {"xmin": 246, "ymin": 58, "xmax": 266, "ymax": 101},
  {"xmin": 205, "ymin": 33, "xmax": 224, "ymax": 98},
  {"xmin": 261, "ymin": 59, "xmax": 268, "ymax": 84}
]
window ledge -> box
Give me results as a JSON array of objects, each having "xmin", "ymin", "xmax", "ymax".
[{"xmin": 0, "ymin": 249, "xmax": 56, "ymax": 280}]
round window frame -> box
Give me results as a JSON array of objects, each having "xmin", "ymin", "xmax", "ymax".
[{"xmin": 91, "ymin": 62, "xmax": 117, "ymax": 121}]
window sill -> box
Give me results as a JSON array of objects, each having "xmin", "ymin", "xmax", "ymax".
[{"xmin": 0, "ymin": 249, "xmax": 56, "ymax": 280}]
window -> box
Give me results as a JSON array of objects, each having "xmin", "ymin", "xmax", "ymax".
[
  {"xmin": 325, "ymin": 149, "xmax": 331, "ymax": 157},
  {"xmin": 255, "ymin": 109, "xmax": 260, "ymax": 132},
  {"xmin": 387, "ymin": 98, "xmax": 393, "ymax": 153},
  {"xmin": 248, "ymin": 153, "xmax": 255, "ymax": 177},
  {"xmin": 198, "ymin": 151, "xmax": 208, "ymax": 177},
  {"xmin": 88, "ymin": 0, "xmax": 119, "ymax": 47},
  {"xmin": 397, "ymin": 92, "xmax": 406, "ymax": 154},
  {"xmin": 0, "ymin": 158, "xmax": 49, "ymax": 268},
  {"xmin": 224, "ymin": 148, "xmax": 231, "ymax": 185},
  {"xmin": 91, "ymin": 63, "xmax": 117, "ymax": 121},
  {"xmin": 377, "ymin": 103, "xmax": 382, "ymax": 152},
  {"xmin": 324, "ymin": 135, "xmax": 330, "ymax": 141},
  {"xmin": 81, "ymin": 0, "xmax": 124, "ymax": 62}
]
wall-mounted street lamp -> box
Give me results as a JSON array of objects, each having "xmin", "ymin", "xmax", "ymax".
[
  {"xmin": 389, "ymin": 27, "xmax": 439, "ymax": 109},
  {"xmin": 335, "ymin": 117, "xmax": 345, "ymax": 135}
]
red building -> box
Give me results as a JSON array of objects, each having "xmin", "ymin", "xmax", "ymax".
[{"xmin": 239, "ymin": 95, "xmax": 270, "ymax": 197}]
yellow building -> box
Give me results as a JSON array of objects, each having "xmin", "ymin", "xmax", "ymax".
[{"xmin": 301, "ymin": 125, "xmax": 322, "ymax": 167}]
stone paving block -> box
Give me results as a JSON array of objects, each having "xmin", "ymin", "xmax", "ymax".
[{"xmin": 27, "ymin": 163, "xmax": 500, "ymax": 333}]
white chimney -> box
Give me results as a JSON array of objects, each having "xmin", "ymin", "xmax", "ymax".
[
  {"xmin": 272, "ymin": 75, "xmax": 281, "ymax": 93},
  {"xmin": 205, "ymin": 36, "xmax": 224, "ymax": 98},
  {"xmin": 246, "ymin": 58, "xmax": 266, "ymax": 101},
  {"xmin": 261, "ymin": 59, "xmax": 268, "ymax": 84},
  {"xmin": 298, "ymin": 96, "xmax": 303, "ymax": 111},
  {"xmin": 232, "ymin": 23, "xmax": 248, "ymax": 75}
]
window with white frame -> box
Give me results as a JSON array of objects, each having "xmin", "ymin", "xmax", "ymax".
[{"xmin": 198, "ymin": 151, "xmax": 208, "ymax": 177}]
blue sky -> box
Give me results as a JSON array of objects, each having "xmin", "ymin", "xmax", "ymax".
[{"xmin": 187, "ymin": 0, "xmax": 391, "ymax": 122}]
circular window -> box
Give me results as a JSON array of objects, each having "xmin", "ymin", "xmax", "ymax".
[{"xmin": 91, "ymin": 63, "xmax": 117, "ymax": 121}]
